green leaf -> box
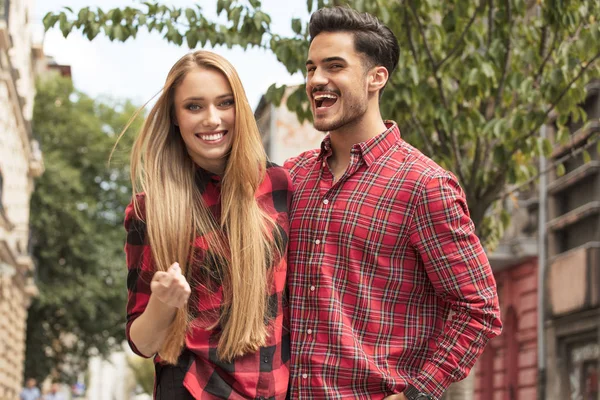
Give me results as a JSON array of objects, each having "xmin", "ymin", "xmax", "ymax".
[
  {"xmin": 265, "ymin": 83, "xmax": 286, "ymax": 105},
  {"xmin": 77, "ymin": 7, "xmax": 90, "ymax": 22},
  {"xmin": 185, "ymin": 8, "xmax": 196, "ymax": 22},
  {"xmin": 186, "ymin": 30, "xmax": 199, "ymax": 49},
  {"xmin": 113, "ymin": 25, "xmax": 125, "ymax": 41},
  {"xmin": 292, "ymin": 18, "xmax": 302, "ymax": 35},
  {"xmin": 542, "ymin": 138, "xmax": 554, "ymax": 157},
  {"xmin": 556, "ymin": 163, "xmax": 566, "ymax": 177},
  {"xmin": 481, "ymin": 62, "xmax": 495, "ymax": 78},
  {"xmin": 379, "ymin": 5, "xmax": 391, "ymax": 24},
  {"xmin": 583, "ymin": 149, "xmax": 592, "ymax": 164},
  {"xmin": 43, "ymin": 13, "xmax": 60, "ymax": 30},
  {"xmin": 409, "ymin": 65, "xmax": 419, "ymax": 85}
]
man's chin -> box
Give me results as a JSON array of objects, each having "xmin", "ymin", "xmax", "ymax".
[{"xmin": 313, "ymin": 118, "xmax": 339, "ymax": 133}]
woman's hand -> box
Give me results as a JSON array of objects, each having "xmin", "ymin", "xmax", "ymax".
[{"xmin": 150, "ymin": 262, "xmax": 191, "ymax": 309}]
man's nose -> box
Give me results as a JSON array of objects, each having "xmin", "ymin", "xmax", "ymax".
[{"xmin": 308, "ymin": 68, "xmax": 328, "ymax": 88}]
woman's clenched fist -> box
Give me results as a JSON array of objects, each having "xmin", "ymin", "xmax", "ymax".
[{"xmin": 150, "ymin": 262, "xmax": 191, "ymax": 309}]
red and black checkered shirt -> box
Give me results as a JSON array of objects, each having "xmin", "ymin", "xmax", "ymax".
[
  {"xmin": 284, "ymin": 122, "xmax": 502, "ymax": 399},
  {"xmin": 124, "ymin": 163, "xmax": 292, "ymax": 400}
]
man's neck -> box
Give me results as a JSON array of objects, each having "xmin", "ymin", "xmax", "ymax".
[{"xmin": 327, "ymin": 111, "xmax": 387, "ymax": 175}]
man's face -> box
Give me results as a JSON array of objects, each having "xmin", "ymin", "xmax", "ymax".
[
  {"xmin": 305, "ymin": 31, "xmax": 371, "ymax": 133},
  {"xmin": 26, "ymin": 379, "xmax": 36, "ymax": 388}
]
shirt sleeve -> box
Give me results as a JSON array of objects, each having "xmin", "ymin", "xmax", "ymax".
[
  {"xmin": 124, "ymin": 196, "xmax": 156, "ymax": 358},
  {"xmin": 408, "ymin": 173, "xmax": 503, "ymax": 398}
]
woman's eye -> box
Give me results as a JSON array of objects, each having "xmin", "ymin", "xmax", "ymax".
[
  {"xmin": 187, "ymin": 104, "xmax": 201, "ymax": 111},
  {"xmin": 220, "ymin": 99, "xmax": 235, "ymax": 107}
]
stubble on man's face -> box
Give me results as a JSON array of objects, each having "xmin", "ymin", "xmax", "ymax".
[{"xmin": 306, "ymin": 31, "xmax": 373, "ymax": 134}]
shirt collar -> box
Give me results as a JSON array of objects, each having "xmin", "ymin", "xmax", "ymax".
[
  {"xmin": 194, "ymin": 164, "xmax": 221, "ymax": 192},
  {"xmin": 317, "ymin": 121, "xmax": 401, "ymax": 167}
]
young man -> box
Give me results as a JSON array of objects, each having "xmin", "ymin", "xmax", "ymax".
[{"xmin": 284, "ymin": 7, "xmax": 502, "ymax": 400}]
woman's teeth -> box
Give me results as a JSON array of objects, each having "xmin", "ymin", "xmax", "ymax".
[{"xmin": 198, "ymin": 132, "xmax": 224, "ymax": 141}]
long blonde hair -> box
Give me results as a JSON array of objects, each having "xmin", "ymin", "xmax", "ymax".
[{"xmin": 124, "ymin": 50, "xmax": 279, "ymax": 363}]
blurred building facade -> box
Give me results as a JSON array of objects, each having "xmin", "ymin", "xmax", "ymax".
[
  {"xmin": 256, "ymin": 86, "xmax": 323, "ymax": 165},
  {"xmin": 543, "ymin": 81, "xmax": 600, "ymax": 400},
  {"xmin": 475, "ymin": 197, "xmax": 539, "ymax": 399},
  {"xmin": 0, "ymin": 0, "xmax": 44, "ymax": 398}
]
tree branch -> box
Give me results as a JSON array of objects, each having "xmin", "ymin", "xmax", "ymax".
[
  {"xmin": 467, "ymin": 135, "xmax": 483, "ymax": 195},
  {"xmin": 535, "ymin": 26, "xmax": 558, "ymax": 83},
  {"xmin": 408, "ymin": 2, "xmax": 436, "ymax": 71},
  {"xmin": 510, "ymin": 51, "xmax": 600, "ymax": 154},
  {"xmin": 410, "ymin": 114, "xmax": 436, "ymax": 156},
  {"xmin": 447, "ymin": 117, "xmax": 467, "ymax": 184},
  {"xmin": 438, "ymin": 4, "xmax": 483, "ymax": 68},
  {"xmin": 494, "ymin": 0, "xmax": 512, "ymax": 108},
  {"xmin": 539, "ymin": 25, "xmax": 548, "ymax": 58},
  {"xmin": 407, "ymin": 2, "xmax": 449, "ymax": 108},
  {"xmin": 498, "ymin": 132, "xmax": 600, "ymax": 201},
  {"xmin": 487, "ymin": 0, "xmax": 494, "ymax": 49},
  {"xmin": 404, "ymin": 10, "xmax": 420, "ymax": 66}
]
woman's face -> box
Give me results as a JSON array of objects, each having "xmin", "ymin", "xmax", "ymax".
[{"xmin": 173, "ymin": 66, "xmax": 235, "ymax": 175}]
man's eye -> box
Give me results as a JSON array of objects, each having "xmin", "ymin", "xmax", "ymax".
[{"xmin": 307, "ymin": 67, "xmax": 316, "ymax": 73}]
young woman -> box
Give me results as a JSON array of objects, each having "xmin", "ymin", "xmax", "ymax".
[{"xmin": 122, "ymin": 50, "xmax": 291, "ymax": 399}]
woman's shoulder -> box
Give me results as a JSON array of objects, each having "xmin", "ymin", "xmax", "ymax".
[
  {"xmin": 124, "ymin": 193, "xmax": 147, "ymax": 228},
  {"xmin": 265, "ymin": 161, "xmax": 292, "ymax": 190}
]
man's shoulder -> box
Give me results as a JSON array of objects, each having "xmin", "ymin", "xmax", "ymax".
[
  {"xmin": 283, "ymin": 149, "xmax": 321, "ymax": 181},
  {"xmin": 283, "ymin": 149, "xmax": 320, "ymax": 169},
  {"xmin": 394, "ymin": 140, "xmax": 454, "ymax": 182}
]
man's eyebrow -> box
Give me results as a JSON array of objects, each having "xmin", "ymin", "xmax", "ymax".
[{"xmin": 306, "ymin": 56, "xmax": 347, "ymax": 66}]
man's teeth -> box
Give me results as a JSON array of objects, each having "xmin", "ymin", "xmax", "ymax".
[
  {"xmin": 314, "ymin": 94, "xmax": 337, "ymax": 100},
  {"xmin": 200, "ymin": 133, "xmax": 224, "ymax": 141}
]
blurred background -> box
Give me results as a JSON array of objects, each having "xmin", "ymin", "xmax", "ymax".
[{"xmin": 1, "ymin": 0, "xmax": 599, "ymax": 399}]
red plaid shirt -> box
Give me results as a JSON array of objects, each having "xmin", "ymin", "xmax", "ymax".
[
  {"xmin": 124, "ymin": 164, "xmax": 292, "ymax": 400},
  {"xmin": 284, "ymin": 122, "xmax": 502, "ymax": 399}
]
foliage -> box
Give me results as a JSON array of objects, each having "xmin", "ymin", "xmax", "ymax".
[
  {"xmin": 44, "ymin": 0, "xmax": 600, "ymax": 248},
  {"xmin": 127, "ymin": 356, "xmax": 155, "ymax": 394},
  {"xmin": 24, "ymin": 75, "xmax": 144, "ymax": 383}
]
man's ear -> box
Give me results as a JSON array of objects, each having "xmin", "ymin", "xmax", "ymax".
[{"xmin": 368, "ymin": 66, "xmax": 389, "ymax": 93}]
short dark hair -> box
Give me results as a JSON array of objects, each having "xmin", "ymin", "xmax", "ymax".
[{"xmin": 309, "ymin": 6, "xmax": 400, "ymax": 78}]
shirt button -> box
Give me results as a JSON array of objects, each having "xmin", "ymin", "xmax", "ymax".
[
  {"xmin": 323, "ymin": 199, "xmax": 329, "ymax": 205},
  {"xmin": 307, "ymin": 329, "xmax": 313, "ymax": 335},
  {"xmin": 315, "ymin": 239, "xmax": 321, "ymax": 245},
  {"xmin": 310, "ymin": 286, "xmax": 315, "ymax": 291},
  {"xmin": 302, "ymin": 373, "xmax": 308, "ymax": 379},
  {"xmin": 263, "ymin": 356, "xmax": 269, "ymax": 363}
]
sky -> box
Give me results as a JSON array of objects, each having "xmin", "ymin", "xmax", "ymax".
[{"xmin": 33, "ymin": 0, "xmax": 308, "ymax": 109}]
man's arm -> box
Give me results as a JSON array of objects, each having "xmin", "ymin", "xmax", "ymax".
[{"xmin": 408, "ymin": 173, "xmax": 503, "ymax": 398}]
